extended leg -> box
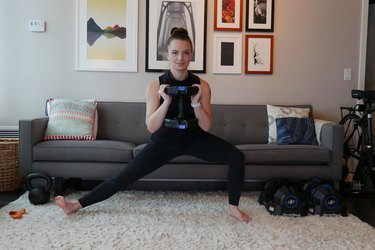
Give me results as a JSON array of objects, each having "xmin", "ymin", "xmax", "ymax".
[
  {"xmin": 78, "ymin": 141, "xmax": 178, "ymax": 207},
  {"xmin": 56, "ymin": 141, "xmax": 178, "ymax": 214}
]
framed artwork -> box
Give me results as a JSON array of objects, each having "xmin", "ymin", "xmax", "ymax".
[
  {"xmin": 146, "ymin": 0, "xmax": 207, "ymax": 72},
  {"xmin": 213, "ymin": 33, "xmax": 242, "ymax": 74},
  {"xmin": 76, "ymin": 0, "xmax": 138, "ymax": 72},
  {"xmin": 246, "ymin": 0, "xmax": 274, "ymax": 32},
  {"xmin": 245, "ymin": 34, "xmax": 273, "ymax": 74},
  {"xmin": 214, "ymin": 0, "xmax": 243, "ymax": 31}
]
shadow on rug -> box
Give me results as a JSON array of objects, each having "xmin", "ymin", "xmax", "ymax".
[{"xmin": 1, "ymin": 190, "xmax": 374, "ymax": 249}]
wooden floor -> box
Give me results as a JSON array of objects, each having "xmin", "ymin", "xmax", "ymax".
[
  {"xmin": 0, "ymin": 188, "xmax": 25, "ymax": 208},
  {"xmin": 1, "ymin": 186, "xmax": 375, "ymax": 228},
  {"xmin": 342, "ymin": 193, "xmax": 375, "ymax": 227}
]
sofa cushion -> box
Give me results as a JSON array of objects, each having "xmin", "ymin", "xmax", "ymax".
[
  {"xmin": 134, "ymin": 143, "xmax": 330, "ymax": 165},
  {"xmin": 44, "ymin": 99, "xmax": 98, "ymax": 140},
  {"xmin": 267, "ymin": 104, "xmax": 310, "ymax": 144},
  {"xmin": 238, "ymin": 144, "xmax": 331, "ymax": 164},
  {"xmin": 276, "ymin": 117, "xmax": 318, "ymax": 145},
  {"xmin": 133, "ymin": 144, "xmax": 212, "ymax": 163},
  {"xmin": 34, "ymin": 140, "xmax": 135, "ymax": 162}
]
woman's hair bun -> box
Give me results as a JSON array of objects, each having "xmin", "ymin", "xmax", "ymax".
[
  {"xmin": 170, "ymin": 27, "xmax": 188, "ymax": 36},
  {"xmin": 167, "ymin": 27, "xmax": 192, "ymax": 50}
]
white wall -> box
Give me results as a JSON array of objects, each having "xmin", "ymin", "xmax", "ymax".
[{"xmin": 0, "ymin": 0, "xmax": 363, "ymax": 127}]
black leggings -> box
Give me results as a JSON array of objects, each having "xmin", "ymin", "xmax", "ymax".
[{"xmin": 78, "ymin": 131, "xmax": 245, "ymax": 207}]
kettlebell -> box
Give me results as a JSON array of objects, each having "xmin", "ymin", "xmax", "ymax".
[{"xmin": 26, "ymin": 173, "xmax": 52, "ymax": 205}]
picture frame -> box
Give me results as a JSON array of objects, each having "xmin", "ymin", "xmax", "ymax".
[
  {"xmin": 214, "ymin": 0, "xmax": 243, "ymax": 31},
  {"xmin": 246, "ymin": 0, "xmax": 274, "ymax": 32},
  {"xmin": 146, "ymin": 0, "xmax": 207, "ymax": 73},
  {"xmin": 213, "ymin": 33, "xmax": 242, "ymax": 74},
  {"xmin": 245, "ymin": 34, "xmax": 273, "ymax": 74},
  {"xmin": 75, "ymin": 0, "xmax": 138, "ymax": 72}
]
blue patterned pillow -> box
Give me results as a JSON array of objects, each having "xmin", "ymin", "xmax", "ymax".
[{"xmin": 276, "ymin": 117, "xmax": 318, "ymax": 145}]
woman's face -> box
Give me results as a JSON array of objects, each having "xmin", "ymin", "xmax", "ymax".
[{"xmin": 167, "ymin": 39, "xmax": 192, "ymax": 72}]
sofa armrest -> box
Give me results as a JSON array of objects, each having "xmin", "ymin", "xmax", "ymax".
[
  {"xmin": 319, "ymin": 122, "xmax": 344, "ymax": 180},
  {"xmin": 19, "ymin": 117, "xmax": 49, "ymax": 177}
]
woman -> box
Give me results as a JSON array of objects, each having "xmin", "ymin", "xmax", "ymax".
[{"xmin": 55, "ymin": 28, "xmax": 251, "ymax": 223}]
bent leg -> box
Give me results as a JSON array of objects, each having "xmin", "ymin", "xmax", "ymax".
[
  {"xmin": 185, "ymin": 132, "xmax": 245, "ymax": 206},
  {"xmin": 185, "ymin": 132, "xmax": 250, "ymax": 222}
]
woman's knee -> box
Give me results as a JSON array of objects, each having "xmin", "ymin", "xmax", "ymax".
[
  {"xmin": 239, "ymin": 151, "xmax": 245, "ymax": 164},
  {"xmin": 233, "ymin": 145, "xmax": 244, "ymax": 160},
  {"xmin": 227, "ymin": 148, "xmax": 245, "ymax": 166}
]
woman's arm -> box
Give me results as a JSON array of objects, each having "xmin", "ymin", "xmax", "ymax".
[
  {"xmin": 191, "ymin": 79, "xmax": 212, "ymax": 131},
  {"xmin": 145, "ymin": 80, "xmax": 172, "ymax": 133}
]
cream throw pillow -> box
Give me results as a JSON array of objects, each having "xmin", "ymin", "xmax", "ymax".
[{"xmin": 267, "ymin": 104, "xmax": 311, "ymax": 144}]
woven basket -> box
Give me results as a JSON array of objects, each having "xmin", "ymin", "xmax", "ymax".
[{"xmin": 0, "ymin": 138, "xmax": 24, "ymax": 192}]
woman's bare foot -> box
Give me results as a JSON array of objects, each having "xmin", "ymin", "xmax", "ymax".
[
  {"xmin": 55, "ymin": 196, "xmax": 82, "ymax": 215},
  {"xmin": 228, "ymin": 205, "xmax": 251, "ymax": 223}
]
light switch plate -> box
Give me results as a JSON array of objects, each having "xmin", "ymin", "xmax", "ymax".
[
  {"xmin": 344, "ymin": 69, "xmax": 352, "ymax": 81},
  {"xmin": 29, "ymin": 20, "xmax": 45, "ymax": 32}
]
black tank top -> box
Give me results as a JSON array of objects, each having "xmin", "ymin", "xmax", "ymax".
[{"xmin": 151, "ymin": 70, "xmax": 202, "ymax": 144}]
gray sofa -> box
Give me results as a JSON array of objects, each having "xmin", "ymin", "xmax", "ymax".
[{"xmin": 19, "ymin": 102, "xmax": 343, "ymax": 194}]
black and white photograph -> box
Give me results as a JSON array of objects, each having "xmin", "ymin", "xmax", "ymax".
[
  {"xmin": 246, "ymin": 0, "xmax": 274, "ymax": 32},
  {"xmin": 146, "ymin": 0, "xmax": 207, "ymax": 72}
]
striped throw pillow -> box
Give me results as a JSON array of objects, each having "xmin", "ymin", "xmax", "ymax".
[{"xmin": 43, "ymin": 99, "xmax": 97, "ymax": 140}]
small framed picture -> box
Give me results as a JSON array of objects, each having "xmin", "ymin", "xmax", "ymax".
[
  {"xmin": 75, "ymin": 0, "xmax": 138, "ymax": 72},
  {"xmin": 246, "ymin": 0, "xmax": 274, "ymax": 32},
  {"xmin": 213, "ymin": 33, "xmax": 242, "ymax": 74},
  {"xmin": 245, "ymin": 34, "xmax": 273, "ymax": 74},
  {"xmin": 214, "ymin": 0, "xmax": 243, "ymax": 31}
]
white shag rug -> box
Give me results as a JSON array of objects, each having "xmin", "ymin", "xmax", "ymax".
[{"xmin": 1, "ymin": 190, "xmax": 375, "ymax": 250}]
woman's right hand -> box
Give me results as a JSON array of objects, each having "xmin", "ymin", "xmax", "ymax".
[
  {"xmin": 158, "ymin": 84, "xmax": 172, "ymax": 104},
  {"xmin": 145, "ymin": 82, "xmax": 172, "ymax": 133}
]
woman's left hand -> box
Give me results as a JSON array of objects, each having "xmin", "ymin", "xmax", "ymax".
[
  {"xmin": 190, "ymin": 80, "xmax": 212, "ymax": 131},
  {"xmin": 190, "ymin": 84, "xmax": 202, "ymax": 104}
]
